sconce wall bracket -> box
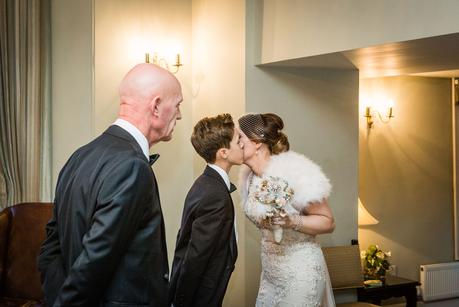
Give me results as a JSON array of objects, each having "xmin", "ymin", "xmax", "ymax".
[
  {"xmin": 145, "ymin": 52, "xmax": 182, "ymax": 74},
  {"xmin": 364, "ymin": 106, "xmax": 394, "ymax": 129},
  {"xmin": 365, "ymin": 106, "xmax": 374, "ymax": 128}
]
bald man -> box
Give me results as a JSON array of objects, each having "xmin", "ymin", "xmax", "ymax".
[{"xmin": 38, "ymin": 64, "xmax": 183, "ymax": 307}]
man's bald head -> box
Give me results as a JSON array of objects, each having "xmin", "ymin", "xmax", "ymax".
[
  {"xmin": 119, "ymin": 63, "xmax": 179, "ymax": 105},
  {"xmin": 117, "ymin": 63, "xmax": 183, "ymax": 146}
]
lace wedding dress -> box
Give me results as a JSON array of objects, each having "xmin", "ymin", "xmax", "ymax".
[{"xmin": 241, "ymin": 151, "xmax": 336, "ymax": 307}]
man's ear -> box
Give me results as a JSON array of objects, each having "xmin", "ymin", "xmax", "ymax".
[{"xmin": 150, "ymin": 96, "xmax": 161, "ymax": 117}]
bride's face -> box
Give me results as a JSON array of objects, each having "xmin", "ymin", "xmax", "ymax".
[{"xmin": 239, "ymin": 130, "xmax": 258, "ymax": 162}]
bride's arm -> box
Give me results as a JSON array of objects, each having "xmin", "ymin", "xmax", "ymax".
[
  {"xmin": 273, "ymin": 199, "xmax": 335, "ymax": 235},
  {"xmin": 297, "ymin": 199, "xmax": 335, "ymax": 235}
]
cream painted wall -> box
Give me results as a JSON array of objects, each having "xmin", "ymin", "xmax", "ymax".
[
  {"xmin": 94, "ymin": 0, "xmax": 193, "ymax": 265},
  {"xmin": 246, "ymin": 0, "xmax": 359, "ymax": 304},
  {"xmin": 191, "ymin": 0, "xmax": 246, "ymax": 306},
  {"xmin": 52, "ymin": 0, "xmax": 362, "ymax": 305},
  {"xmin": 359, "ymin": 76, "xmax": 454, "ymax": 281},
  {"xmin": 261, "ymin": 0, "xmax": 459, "ymax": 63},
  {"xmin": 53, "ymin": 0, "xmax": 247, "ymax": 304},
  {"xmin": 51, "ymin": 0, "xmax": 94, "ymax": 186}
]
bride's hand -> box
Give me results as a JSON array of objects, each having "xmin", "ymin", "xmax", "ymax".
[
  {"xmin": 271, "ymin": 215, "xmax": 295, "ymax": 229},
  {"xmin": 259, "ymin": 217, "xmax": 274, "ymax": 229}
]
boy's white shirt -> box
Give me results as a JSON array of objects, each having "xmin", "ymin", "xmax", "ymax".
[{"xmin": 207, "ymin": 164, "xmax": 238, "ymax": 242}]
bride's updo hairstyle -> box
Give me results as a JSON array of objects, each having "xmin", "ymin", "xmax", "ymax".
[{"xmin": 238, "ymin": 113, "xmax": 289, "ymax": 155}]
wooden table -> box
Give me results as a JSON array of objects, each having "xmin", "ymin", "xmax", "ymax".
[{"xmin": 357, "ymin": 275, "xmax": 420, "ymax": 307}]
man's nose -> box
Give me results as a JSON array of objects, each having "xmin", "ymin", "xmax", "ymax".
[{"xmin": 177, "ymin": 108, "xmax": 182, "ymax": 120}]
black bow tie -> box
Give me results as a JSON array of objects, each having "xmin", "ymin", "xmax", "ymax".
[
  {"xmin": 149, "ymin": 154, "xmax": 160, "ymax": 165},
  {"xmin": 229, "ymin": 183, "xmax": 237, "ymax": 193}
]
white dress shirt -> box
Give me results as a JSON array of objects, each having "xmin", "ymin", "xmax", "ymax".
[{"xmin": 113, "ymin": 119, "xmax": 149, "ymax": 160}]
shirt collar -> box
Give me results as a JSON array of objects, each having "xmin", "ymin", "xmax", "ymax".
[
  {"xmin": 113, "ymin": 119, "xmax": 149, "ymax": 160},
  {"xmin": 208, "ymin": 164, "xmax": 231, "ymax": 190}
]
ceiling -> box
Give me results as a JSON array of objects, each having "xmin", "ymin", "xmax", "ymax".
[{"xmin": 262, "ymin": 32, "xmax": 459, "ymax": 79}]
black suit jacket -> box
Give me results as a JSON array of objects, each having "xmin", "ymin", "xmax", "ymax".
[
  {"xmin": 169, "ymin": 166, "xmax": 238, "ymax": 307},
  {"xmin": 37, "ymin": 125, "xmax": 169, "ymax": 307}
]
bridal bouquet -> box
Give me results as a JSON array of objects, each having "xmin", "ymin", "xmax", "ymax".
[{"xmin": 254, "ymin": 176, "xmax": 294, "ymax": 243}]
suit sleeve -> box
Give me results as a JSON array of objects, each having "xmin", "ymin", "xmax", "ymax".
[
  {"xmin": 53, "ymin": 159, "xmax": 154, "ymax": 306},
  {"xmin": 174, "ymin": 192, "xmax": 229, "ymax": 306},
  {"xmin": 38, "ymin": 157, "xmax": 71, "ymax": 275},
  {"xmin": 38, "ymin": 204, "xmax": 65, "ymax": 305}
]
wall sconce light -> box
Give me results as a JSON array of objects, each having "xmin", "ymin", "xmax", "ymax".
[
  {"xmin": 363, "ymin": 99, "xmax": 394, "ymax": 128},
  {"xmin": 145, "ymin": 52, "xmax": 183, "ymax": 74},
  {"xmin": 358, "ymin": 198, "xmax": 379, "ymax": 226}
]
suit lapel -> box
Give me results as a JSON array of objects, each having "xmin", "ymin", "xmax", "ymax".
[
  {"xmin": 104, "ymin": 125, "xmax": 148, "ymax": 163},
  {"xmin": 228, "ymin": 195, "xmax": 238, "ymax": 262},
  {"xmin": 105, "ymin": 125, "xmax": 168, "ymax": 259},
  {"xmin": 203, "ymin": 166, "xmax": 229, "ymax": 191},
  {"xmin": 203, "ymin": 166, "xmax": 238, "ymax": 262},
  {"xmin": 150, "ymin": 170, "xmax": 168, "ymax": 257}
]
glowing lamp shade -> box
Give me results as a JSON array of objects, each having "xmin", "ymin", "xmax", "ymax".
[{"xmin": 358, "ymin": 198, "xmax": 379, "ymax": 226}]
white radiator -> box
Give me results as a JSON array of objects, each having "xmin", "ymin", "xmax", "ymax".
[{"xmin": 420, "ymin": 262, "xmax": 459, "ymax": 301}]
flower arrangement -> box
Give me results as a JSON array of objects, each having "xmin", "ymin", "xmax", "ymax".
[
  {"xmin": 254, "ymin": 176, "xmax": 294, "ymax": 243},
  {"xmin": 361, "ymin": 244, "xmax": 391, "ymax": 282}
]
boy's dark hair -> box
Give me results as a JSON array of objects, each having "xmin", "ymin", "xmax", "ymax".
[{"xmin": 191, "ymin": 113, "xmax": 235, "ymax": 163}]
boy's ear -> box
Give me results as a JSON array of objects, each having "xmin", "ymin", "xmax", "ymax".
[{"xmin": 216, "ymin": 148, "xmax": 228, "ymax": 160}]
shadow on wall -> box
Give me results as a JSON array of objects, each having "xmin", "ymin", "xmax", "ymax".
[
  {"xmin": 244, "ymin": 218, "xmax": 262, "ymax": 306},
  {"xmin": 359, "ymin": 76, "xmax": 454, "ymax": 281},
  {"xmin": 259, "ymin": 66, "xmax": 358, "ymax": 111},
  {"xmin": 360, "ymin": 128, "xmax": 452, "ymax": 279},
  {"xmin": 249, "ymin": 65, "xmax": 359, "ymax": 249}
]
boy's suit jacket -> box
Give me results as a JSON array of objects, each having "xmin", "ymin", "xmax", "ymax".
[{"xmin": 170, "ymin": 166, "xmax": 238, "ymax": 307}]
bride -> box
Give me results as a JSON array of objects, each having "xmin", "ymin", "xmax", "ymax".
[{"xmin": 238, "ymin": 113, "xmax": 336, "ymax": 307}]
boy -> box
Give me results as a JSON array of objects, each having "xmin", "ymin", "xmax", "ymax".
[{"xmin": 169, "ymin": 114, "xmax": 243, "ymax": 307}]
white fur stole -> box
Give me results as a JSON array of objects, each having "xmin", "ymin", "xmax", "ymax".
[{"xmin": 239, "ymin": 151, "xmax": 331, "ymax": 212}]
